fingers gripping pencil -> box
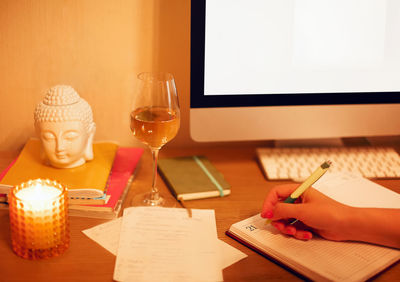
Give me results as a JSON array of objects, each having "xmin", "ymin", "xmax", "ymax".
[{"xmin": 265, "ymin": 160, "xmax": 331, "ymax": 225}]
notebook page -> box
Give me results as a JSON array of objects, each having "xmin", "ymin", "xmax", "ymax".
[
  {"xmin": 113, "ymin": 207, "xmax": 222, "ymax": 282},
  {"xmin": 231, "ymin": 214, "xmax": 400, "ymax": 282},
  {"xmin": 313, "ymin": 172, "xmax": 400, "ymax": 208}
]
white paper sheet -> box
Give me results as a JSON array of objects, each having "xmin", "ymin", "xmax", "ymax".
[
  {"xmin": 83, "ymin": 207, "xmax": 247, "ymax": 281},
  {"xmin": 82, "ymin": 217, "xmax": 122, "ymax": 256},
  {"xmin": 313, "ymin": 171, "xmax": 400, "ymax": 208},
  {"xmin": 114, "ymin": 207, "xmax": 221, "ymax": 281}
]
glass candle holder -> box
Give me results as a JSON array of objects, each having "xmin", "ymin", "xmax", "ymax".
[{"xmin": 8, "ymin": 179, "xmax": 70, "ymax": 259}]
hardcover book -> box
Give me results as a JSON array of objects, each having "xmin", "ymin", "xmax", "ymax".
[
  {"xmin": 0, "ymin": 138, "xmax": 118, "ymax": 204},
  {"xmin": 157, "ymin": 155, "xmax": 230, "ymax": 201}
]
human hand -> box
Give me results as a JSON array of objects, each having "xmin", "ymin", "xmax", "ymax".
[{"xmin": 261, "ymin": 184, "xmax": 353, "ymax": 241}]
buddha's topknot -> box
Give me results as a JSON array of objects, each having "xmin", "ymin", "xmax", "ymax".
[{"xmin": 34, "ymin": 85, "xmax": 94, "ymax": 132}]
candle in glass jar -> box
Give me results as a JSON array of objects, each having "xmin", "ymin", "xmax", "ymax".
[
  {"xmin": 15, "ymin": 185, "xmax": 61, "ymax": 248},
  {"xmin": 8, "ymin": 179, "xmax": 70, "ymax": 259}
]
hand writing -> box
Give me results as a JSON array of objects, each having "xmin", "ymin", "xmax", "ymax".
[{"xmin": 261, "ymin": 184, "xmax": 353, "ymax": 241}]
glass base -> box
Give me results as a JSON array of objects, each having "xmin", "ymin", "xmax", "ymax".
[
  {"xmin": 131, "ymin": 192, "xmax": 166, "ymax": 207},
  {"xmin": 12, "ymin": 242, "xmax": 69, "ymax": 260}
]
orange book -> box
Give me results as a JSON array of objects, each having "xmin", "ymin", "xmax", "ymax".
[{"xmin": 0, "ymin": 139, "xmax": 118, "ymax": 204}]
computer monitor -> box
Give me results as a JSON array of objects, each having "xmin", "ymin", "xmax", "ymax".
[{"xmin": 190, "ymin": 0, "xmax": 400, "ymax": 145}]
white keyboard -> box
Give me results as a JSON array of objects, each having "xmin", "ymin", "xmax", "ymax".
[{"xmin": 257, "ymin": 146, "xmax": 400, "ymax": 181}]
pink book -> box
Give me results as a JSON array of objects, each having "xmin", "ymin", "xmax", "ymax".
[
  {"xmin": 67, "ymin": 147, "xmax": 144, "ymax": 219},
  {"xmin": 0, "ymin": 158, "xmax": 17, "ymax": 202},
  {"xmin": 88, "ymin": 147, "xmax": 144, "ymax": 209}
]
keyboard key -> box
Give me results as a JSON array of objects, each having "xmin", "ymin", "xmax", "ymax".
[{"xmin": 257, "ymin": 146, "xmax": 400, "ymax": 180}]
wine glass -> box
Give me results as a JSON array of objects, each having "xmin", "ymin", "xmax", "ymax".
[{"xmin": 130, "ymin": 72, "xmax": 180, "ymax": 206}]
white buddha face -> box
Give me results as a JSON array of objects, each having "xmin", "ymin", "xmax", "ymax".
[
  {"xmin": 34, "ymin": 85, "xmax": 96, "ymax": 168},
  {"xmin": 36, "ymin": 121, "xmax": 91, "ymax": 168}
]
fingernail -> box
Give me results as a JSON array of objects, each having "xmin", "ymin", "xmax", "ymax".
[
  {"xmin": 286, "ymin": 227, "xmax": 296, "ymax": 235},
  {"xmin": 261, "ymin": 210, "xmax": 273, "ymax": 218},
  {"xmin": 265, "ymin": 210, "xmax": 273, "ymax": 218},
  {"xmin": 271, "ymin": 222, "xmax": 279, "ymax": 230},
  {"xmin": 303, "ymin": 232, "xmax": 312, "ymax": 240}
]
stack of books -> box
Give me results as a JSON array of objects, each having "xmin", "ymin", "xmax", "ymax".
[{"xmin": 0, "ymin": 139, "xmax": 144, "ymax": 219}]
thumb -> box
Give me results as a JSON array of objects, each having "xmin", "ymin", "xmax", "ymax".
[{"xmin": 272, "ymin": 203, "xmax": 305, "ymax": 221}]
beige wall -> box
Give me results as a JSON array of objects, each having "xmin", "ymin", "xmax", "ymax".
[{"xmin": 0, "ymin": 0, "xmax": 194, "ymax": 151}]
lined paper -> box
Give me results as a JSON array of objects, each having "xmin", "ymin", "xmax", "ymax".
[
  {"xmin": 83, "ymin": 215, "xmax": 247, "ymax": 270},
  {"xmin": 113, "ymin": 207, "xmax": 222, "ymax": 281}
]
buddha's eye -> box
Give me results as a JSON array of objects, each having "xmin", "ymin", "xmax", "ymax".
[
  {"xmin": 64, "ymin": 131, "xmax": 79, "ymax": 141},
  {"xmin": 42, "ymin": 132, "xmax": 55, "ymax": 141}
]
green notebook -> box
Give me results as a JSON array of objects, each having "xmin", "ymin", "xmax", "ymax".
[{"xmin": 158, "ymin": 156, "xmax": 231, "ymax": 201}]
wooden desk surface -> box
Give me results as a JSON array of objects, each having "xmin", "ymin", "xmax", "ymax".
[{"xmin": 0, "ymin": 144, "xmax": 399, "ymax": 281}]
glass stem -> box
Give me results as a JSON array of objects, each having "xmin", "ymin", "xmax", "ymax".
[{"xmin": 150, "ymin": 148, "xmax": 160, "ymax": 200}]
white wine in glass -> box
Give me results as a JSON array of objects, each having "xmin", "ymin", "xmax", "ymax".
[{"xmin": 130, "ymin": 72, "xmax": 180, "ymax": 206}]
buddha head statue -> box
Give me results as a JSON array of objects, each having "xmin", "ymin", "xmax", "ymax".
[{"xmin": 34, "ymin": 85, "xmax": 96, "ymax": 168}]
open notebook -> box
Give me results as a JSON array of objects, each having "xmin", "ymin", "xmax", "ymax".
[{"xmin": 227, "ymin": 172, "xmax": 400, "ymax": 282}]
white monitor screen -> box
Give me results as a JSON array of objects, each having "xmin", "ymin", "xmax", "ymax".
[
  {"xmin": 190, "ymin": 0, "xmax": 400, "ymax": 142},
  {"xmin": 204, "ymin": 0, "xmax": 399, "ymax": 96}
]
